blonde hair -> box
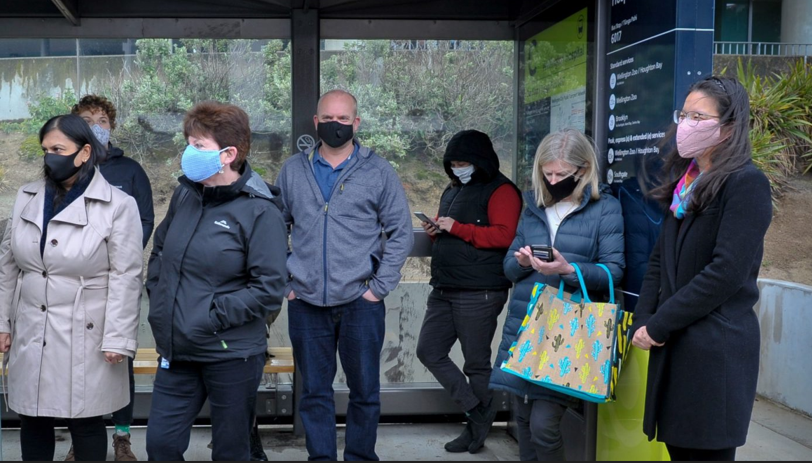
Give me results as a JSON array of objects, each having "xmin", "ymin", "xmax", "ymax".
[{"xmin": 531, "ymin": 129, "xmax": 600, "ymax": 207}]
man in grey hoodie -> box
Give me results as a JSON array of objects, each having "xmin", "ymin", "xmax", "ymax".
[{"xmin": 276, "ymin": 90, "xmax": 413, "ymax": 461}]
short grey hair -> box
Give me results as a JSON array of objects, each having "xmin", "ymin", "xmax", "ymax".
[{"xmin": 317, "ymin": 89, "xmax": 358, "ymax": 118}]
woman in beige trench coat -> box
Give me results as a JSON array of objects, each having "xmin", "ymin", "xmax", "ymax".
[{"xmin": 0, "ymin": 114, "xmax": 143, "ymax": 461}]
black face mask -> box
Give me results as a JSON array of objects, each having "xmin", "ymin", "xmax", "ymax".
[
  {"xmin": 44, "ymin": 149, "xmax": 83, "ymax": 183},
  {"xmin": 318, "ymin": 121, "xmax": 354, "ymax": 148},
  {"xmin": 543, "ymin": 175, "xmax": 580, "ymax": 203}
]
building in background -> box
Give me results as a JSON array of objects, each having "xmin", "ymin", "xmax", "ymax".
[{"xmin": 715, "ymin": 0, "xmax": 812, "ymax": 55}]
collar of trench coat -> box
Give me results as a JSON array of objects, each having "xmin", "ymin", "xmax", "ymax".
[{"xmin": 19, "ymin": 168, "xmax": 113, "ymax": 232}]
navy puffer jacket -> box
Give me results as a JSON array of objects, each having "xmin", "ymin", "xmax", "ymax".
[{"xmin": 489, "ymin": 185, "xmax": 625, "ymax": 404}]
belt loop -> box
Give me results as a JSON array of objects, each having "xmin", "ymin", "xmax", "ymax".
[{"xmin": 486, "ymin": 290, "xmax": 489, "ymax": 300}]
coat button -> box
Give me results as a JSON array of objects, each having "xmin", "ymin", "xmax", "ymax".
[
  {"xmin": 42, "ymin": 271, "xmax": 47, "ymax": 278},
  {"xmin": 40, "ymin": 305, "xmax": 46, "ymax": 312},
  {"xmin": 50, "ymin": 239, "xmax": 58, "ymax": 247},
  {"xmin": 86, "ymin": 323, "xmax": 94, "ymax": 330}
]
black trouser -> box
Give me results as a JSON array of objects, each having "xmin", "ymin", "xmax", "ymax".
[
  {"xmin": 416, "ymin": 288, "xmax": 508, "ymax": 412},
  {"xmin": 512, "ymin": 397, "xmax": 568, "ymax": 461},
  {"xmin": 667, "ymin": 444, "xmax": 737, "ymax": 461},
  {"xmin": 146, "ymin": 354, "xmax": 265, "ymax": 461},
  {"xmin": 111, "ymin": 356, "xmax": 135, "ymax": 429},
  {"xmin": 19, "ymin": 415, "xmax": 107, "ymax": 462}
]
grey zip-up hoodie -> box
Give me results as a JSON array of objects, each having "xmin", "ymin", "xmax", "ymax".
[{"xmin": 276, "ymin": 141, "xmax": 414, "ymax": 307}]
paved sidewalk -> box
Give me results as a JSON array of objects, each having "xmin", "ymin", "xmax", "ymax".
[{"xmin": 2, "ymin": 397, "xmax": 810, "ymax": 461}]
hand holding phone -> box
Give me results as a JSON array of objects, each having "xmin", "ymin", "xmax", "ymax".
[
  {"xmin": 414, "ymin": 212, "xmax": 440, "ymax": 230},
  {"xmin": 530, "ymin": 244, "xmax": 555, "ymax": 263}
]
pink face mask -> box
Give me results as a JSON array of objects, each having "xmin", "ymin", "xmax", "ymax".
[{"xmin": 676, "ymin": 118, "xmax": 722, "ymax": 159}]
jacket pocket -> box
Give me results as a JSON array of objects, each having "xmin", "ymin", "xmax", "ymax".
[{"xmin": 709, "ymin": 309, "xmax": 730, "ymax": 324}]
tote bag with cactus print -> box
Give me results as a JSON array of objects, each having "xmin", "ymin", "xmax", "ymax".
[{"xmin": 500, "ymin": 263, "xmax": 633, "ymax": 403}]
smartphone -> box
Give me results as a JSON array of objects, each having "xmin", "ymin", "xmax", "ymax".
[
  {"xmin": 530, "ymin": 244, "xmax": 555, "ymax": 263},
  {"xmin": 414, "ymin": 212, "xmax": 440, "ymax": 230}
]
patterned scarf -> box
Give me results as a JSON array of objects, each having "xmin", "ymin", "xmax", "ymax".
[{"xmin": 670, "ymin": 160, "xmax": 703, "ymax": 219}]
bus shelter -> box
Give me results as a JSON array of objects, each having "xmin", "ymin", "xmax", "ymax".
[{"xmin": 0, "ymin": 1, "xmax": 713, "ymax": 459}]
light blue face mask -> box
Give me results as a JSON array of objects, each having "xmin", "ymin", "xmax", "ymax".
[
  {"xmin": 91, "ymin": 124, "xmax": 111, "ymax": 147},
  {"xmin": 181, "ymin": 145, "xmax": 229, "ymax": 182},
  {"xmin": 451, "ymin": 165, "xmax": 476, "ymax": 184}
]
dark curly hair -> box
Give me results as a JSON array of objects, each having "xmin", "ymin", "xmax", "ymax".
[{"xmin": 71, "ymin": 94, "xmax": 117, "ymax": 130}]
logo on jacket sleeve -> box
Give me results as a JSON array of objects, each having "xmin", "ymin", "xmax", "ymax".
[{"xmin": 214, "ymin": 220, "xmax": 231, "ymax": 229}]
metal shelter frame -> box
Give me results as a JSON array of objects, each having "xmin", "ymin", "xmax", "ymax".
[{"xmin": 0, "ymin": 1, "xmax": 627, "ymax": 459}]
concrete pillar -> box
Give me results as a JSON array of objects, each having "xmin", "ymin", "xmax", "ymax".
[{"xmin": 781, "ymin": 0, "xmax": 812, "ymax": 44}]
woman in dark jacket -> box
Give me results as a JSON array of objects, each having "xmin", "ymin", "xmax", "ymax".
[
  {"xmin": 145, "ymin": 102, "xmax": 287, "ymax": 461},
  {"xmin": 490, "ymin": 129, "xmax": 625, "ymax": 460},
  {"xmin": 631, "ymin": 76, "xmax": 772, "ymax": 461}
]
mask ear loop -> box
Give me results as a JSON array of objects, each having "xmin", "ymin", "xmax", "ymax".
[{"xmin": 218, "ymin": 147, "xmax": 233, "ymax": 174}]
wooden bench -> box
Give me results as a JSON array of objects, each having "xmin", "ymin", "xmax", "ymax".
[
  {"xmin": 2, "ymin": 347, "xmax": 302, "ymax": 434},
  {"xmin": 2, "ymin": 347, "xmax": 295, "ymax": 376},
  {"xmin": 133, "ymin": 347, "xmax": 295, "ymax": 375}
]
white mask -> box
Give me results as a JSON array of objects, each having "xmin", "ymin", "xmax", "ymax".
[
  {"xmin": 91, "ymin": 124, "xmax": 111, "ymax": 147},
  {"xmin": 451, "ymin": 165, "xmax": 475, "ymax": 185}
]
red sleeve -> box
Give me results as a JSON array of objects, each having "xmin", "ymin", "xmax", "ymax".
[{"xmin": 449, "ymin": 183, "xmax": 522, "ymax": 249}]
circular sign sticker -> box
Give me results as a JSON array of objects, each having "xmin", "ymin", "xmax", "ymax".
[{"xmin": 297, "ymin": 134, "xmax": 316, "ymax": 152}]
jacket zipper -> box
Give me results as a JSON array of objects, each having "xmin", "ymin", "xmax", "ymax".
[
  {"xmin": 323, "ymin": 202, "xmax": 329, "ymax": 306},
  {"xmin": 309, "ymin": 147, "xmax": 361, "ymax": 306},
  {"xmin": 213, "ymin": 331, "xmax": 228, "ymax": 350},
  {"xmin": 436, "ymin": 186, "xmax": 464, "ymax": 252},
  {"xmin": 447, "ymin": 185, "xmax": 464, "ymax": 213}
]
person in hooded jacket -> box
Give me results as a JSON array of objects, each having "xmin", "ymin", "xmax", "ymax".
[
  {"xmin": 71, "ymin": 93, "xmax": 154, "ymax": 462},
  {"xmin": 144, "ymin": 101, "xmax": 287, "ymax": 461},
  {"xmin": 415, "ymin": 130, "xmax": 521, "ymax": 454},
  {"xmin": 490, "ymin": 129, "xmax": 624, "ymax": 461},
  {"xmin": 72, "ymin": 95, "xmax": 154, "ymax": 250}
]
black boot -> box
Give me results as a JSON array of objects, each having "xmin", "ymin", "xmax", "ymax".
[
  {"xmin": 466, "ymin": 401, "xmax": 497, "ymax": 454},
  {"xmin": 250, "ymin": 419, "xmax": 269, "ymax": 461},
  {"xmin": 444, "ymin": 423, "xmax": 473, "ymax": 453}
]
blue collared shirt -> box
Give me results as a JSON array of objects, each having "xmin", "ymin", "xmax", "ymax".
[{"xmin": 312, "ymin": 143, "xmax": 359, "ymax": 202}]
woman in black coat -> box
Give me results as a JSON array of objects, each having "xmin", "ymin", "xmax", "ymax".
[{"xmin": 631, "ymin": 76, "xmax": 772, "ymax": 461}]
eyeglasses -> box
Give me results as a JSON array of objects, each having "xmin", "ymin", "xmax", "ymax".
[{"xmin": 673, "ymin": 110, "xmax": 721, "ymax": 127}]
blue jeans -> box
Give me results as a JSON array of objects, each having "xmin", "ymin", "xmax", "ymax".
[
  {"xmin": 145, "ymin": 354, "xmax": 265, "ymax": 461},
  {"xmin": 288, "ymin": 296, "xmax": 386, "ymax": 461}
]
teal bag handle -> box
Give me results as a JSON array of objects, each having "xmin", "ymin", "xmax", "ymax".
[
  {"xmin": 570, "ymin": 263, "xmax": 592, "ymax": 303},
  {"xmin": 570, "ymin": 263, "xmax": 616, "ymax": 304},
  {"xmin": 596, "ymin": 263, "xmax": 615, "ymax": 304}
]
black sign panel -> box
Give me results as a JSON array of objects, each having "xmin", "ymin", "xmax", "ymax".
[{"xmin": 605, "ymin": 0, "xmax": 679, "ymax": 185}]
